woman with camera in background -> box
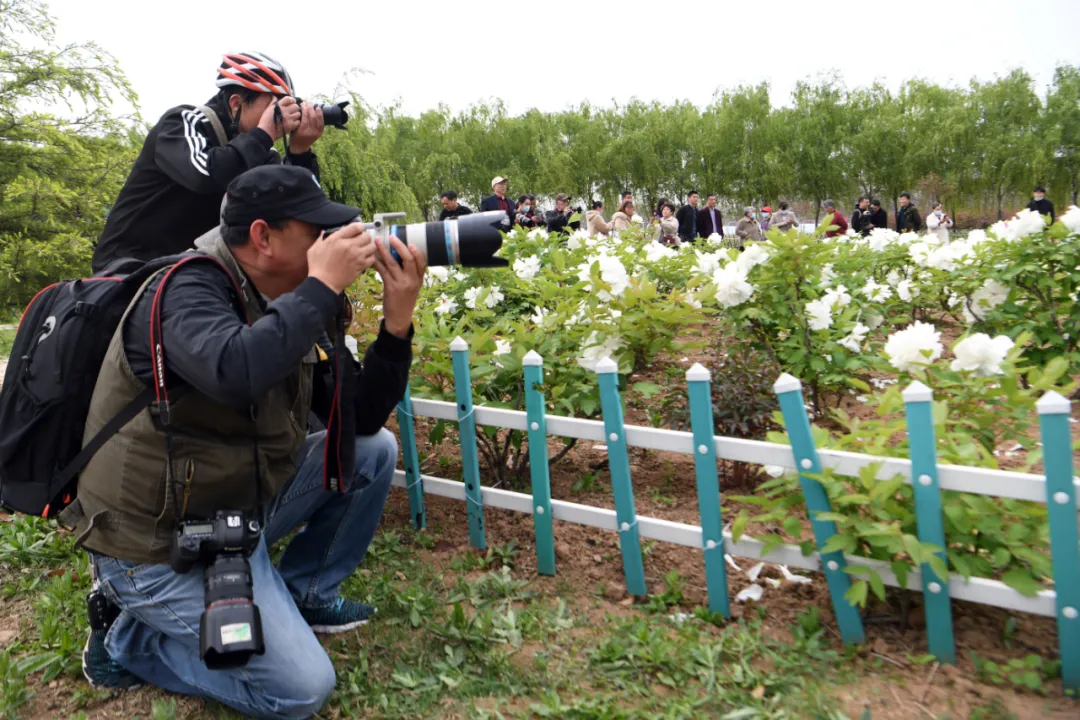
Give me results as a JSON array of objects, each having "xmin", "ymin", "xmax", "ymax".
[
  {"xmin": 926, "ymin": 202, "xmax": 954, "ymax": 242},
  {"xmin": 655, "ymin": 201, "xmax": 680, "ymax": 246}
]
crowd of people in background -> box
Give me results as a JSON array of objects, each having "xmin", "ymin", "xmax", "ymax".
[{"xmin": 437, "ymin": 177, "xmax": 1059, "ymax": 250}]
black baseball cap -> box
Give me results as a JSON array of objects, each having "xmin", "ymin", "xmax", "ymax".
[{"xmin": 221, "ymin": 165, "xmax": 360, "ymax": 229}]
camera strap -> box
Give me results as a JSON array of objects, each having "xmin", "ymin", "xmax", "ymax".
[
  {"xmin": 322, "ymin": 301, "xmax": 356, "ymax": 493},
  {"xmin": 149, "ymin": 255, "xmax": 250, "ymax": 522}
]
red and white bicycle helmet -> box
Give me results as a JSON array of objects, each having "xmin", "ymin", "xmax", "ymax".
[{"xmin": 215, "ymin": 52, "xmax": 294, "ymax": 96}]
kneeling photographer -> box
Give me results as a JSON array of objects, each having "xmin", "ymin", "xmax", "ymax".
[{"xmin": 68, "ymin": 164, "xmax": 426, "ymax": 718}]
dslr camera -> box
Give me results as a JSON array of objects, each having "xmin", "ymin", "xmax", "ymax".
[
  {"xmin": 289, "ymin": 98, "xmax": 350, "ymax": 129},
  {"xmin": 170, "ymin": 510, "xmax": 264, "ymax": 669}
]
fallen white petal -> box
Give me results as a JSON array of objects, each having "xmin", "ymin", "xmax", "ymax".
[
  {"xmin": 765, "ymin": 578, "xmax": 782, "ymax": 588},
  {"xmin": 735, "ymin": 584, "xmax": 765, "ymax": 603},
  {"xmin": 725, "ymin": 554, "xmax": 742, "ymax": 572},
  {"xmin": 747, "ymin": 562, "xmax": 765, "ymax": 582},
  {"xmin": 779, "ymin": 565, "xmax": 813, "ymax": 584}
]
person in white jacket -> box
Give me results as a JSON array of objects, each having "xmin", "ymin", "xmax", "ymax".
[{"xmin": 926, "ymin": 202, "xmax": 954, "ymax": 242}]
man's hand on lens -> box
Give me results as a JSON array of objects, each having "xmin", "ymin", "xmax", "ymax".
[
  {"xmin": 307, "ymin": 224, "xmax": 376, "ymax": 294},
  {"xmin": 257, "ymin": 96, "xmax": 302, "ymax": 142},
  {"xmin": 289, "ymin": 103, "xmax": 325, "ymax": 154},
  {"xmin": 374, "ymin": 235, "xmax": 427, "ymax": 339}
]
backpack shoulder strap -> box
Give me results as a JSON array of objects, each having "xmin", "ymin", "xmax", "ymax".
[
  {"xmin": 195, "ymin": 105, "xmax": 228, "ymax": 147},
  {"xmin": 54, "ymin": 256, "xmax": 242, "ymax": 489}
]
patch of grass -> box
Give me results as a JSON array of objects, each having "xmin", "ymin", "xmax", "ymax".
[{"xmin": 0, "ymin": 520, "xmax": 920, "ymax": 719}]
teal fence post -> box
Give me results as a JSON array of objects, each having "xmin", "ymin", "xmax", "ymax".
[
  {"xmin": 523, "ymin": 350, "xmax": 556, "ymax": 576},
  {"xmin": 774, "ymin": 373, "xmax": 866, "ymax": 645},
  {"xmin": 902, "ymin": 381, "xmax": 955, "ymax": 664},
  {"xmin": 1036, "ymin": 390, "xmax": 1080, "ymax": 693},
  {"xmin": 396, "ymin": 384, "xmax": 426, "ymax": 530},
  {"xmin": 595, "ymin": 357, "xmax": 647, "ymax": 597},
  {"xmin": 686, "ymin": 363, "xmax": 730, "ymax": 617},
  {"xmin": 450, "ymin": 336, "xmax": 486, "ymax": 550}
]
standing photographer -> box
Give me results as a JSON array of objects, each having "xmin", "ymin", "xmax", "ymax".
[
  {"xmin": 851, "ymin": 196, "xmax": 873, "ymax": 236},
  {"xmin": 545, "ymin": 194, "xmax": 581, "ymax": 234},
  {"xmin": 71, "ymin": 165, "xmax": 425, "ymax": 718},
  {"xmin": 92, "ymin": 52, "xmax": 325, "ymax": 273}
]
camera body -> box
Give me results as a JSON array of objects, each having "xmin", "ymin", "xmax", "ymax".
[{"xmin": 171, "ymin": 510, "xmax": 265, "ymax": 669}]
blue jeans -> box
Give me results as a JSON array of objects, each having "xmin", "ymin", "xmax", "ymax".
[{"xmin": 92, "ymin": 429, "xmax": 397, "ymax": 719}]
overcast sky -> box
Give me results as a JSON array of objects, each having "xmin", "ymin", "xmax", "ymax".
[{"xmin": 44, "ymin": 0, "xmax": 1080, "ymax": 123}]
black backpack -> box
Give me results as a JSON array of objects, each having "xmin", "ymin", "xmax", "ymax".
[{"xmin": 0, "ymin": 254, "xmax": 232, "ymax": 517}]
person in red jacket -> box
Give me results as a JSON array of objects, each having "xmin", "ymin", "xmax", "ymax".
[{"xmin": 822, "ymin": 200, "xmax": 849, "ymax": 238}]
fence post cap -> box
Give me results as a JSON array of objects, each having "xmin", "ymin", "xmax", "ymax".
[
  {"xmin": 686, "ymin": 363, "xmax": 711, "ymax": 382},
  {"xmin": 1036, "ymin": 390, "xmax": 1071, "ymax": 415},
  {"xmin": 594, "ymin": 357, "xmax": 618, "ymax": 374},
  {"xmin": 522, "ymin": 350, "xmax": 543, "ymax": 366},
  {"xmin": 902, "ymin": 380, "xmax": 933, "ymax": 403},
  {"xmin": 773, "ymin": 373, "xmax": 802, "ymax": 394},
  {"xmin": 450, "ymin": 336, "xmax": 469, "ymax": 352}
]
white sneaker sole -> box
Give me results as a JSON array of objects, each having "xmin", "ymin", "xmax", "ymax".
[{"xmin": 308, "ymin": 618, "xmax": 370, "ymax": 634}]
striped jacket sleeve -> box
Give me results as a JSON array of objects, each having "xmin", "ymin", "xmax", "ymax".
[{"xmin": 153, "ymin": 106, "xmax": 277, "ymax": 194}]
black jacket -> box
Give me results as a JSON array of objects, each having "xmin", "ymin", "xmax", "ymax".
[
  {"xmin": 480, "ymin": 194, "xmax": 514, "ymax": 215},
  {"xmin": 93, "ymin": 96, "xmax": 319, "ymax": 273},
  {"xmin": 851, "ymin": 207, "xmax": 873, "ymax": 236},
  {"xmin": 544, "ymin": 209, "xmax": 580, "ymax": 234},
  {"xmin": 122, "ymin": 261, "xmax": 410, "ymax": 435},
  {"xmin": 697, "ymin": 206, "xmax": 724, "ymax": 237},
  {"xmin": 439, "ymin": 204, "xmax": 473, "ymax": 220},
  {"xmin": 676, "ymin": 204, "xmax": 698, "ymax": 241},
  {"xmin": 896, "ymin": 204, "xmax": 922, "ymax": 233},
  {"xmin": 869, "ymin": 208, "xmax": 888, "ymax": 232},
  {"xmin": 1027, "ymin": 197, "xmax": 1055, "ymax": 224}
]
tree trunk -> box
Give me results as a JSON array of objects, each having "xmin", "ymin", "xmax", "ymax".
[{"xmin": 813, "ymin": 200, "xmax": 821, "ymax": 228}]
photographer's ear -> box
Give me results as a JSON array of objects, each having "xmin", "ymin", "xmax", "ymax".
[{"xmin": 250, "ymin": 219, "xmax": 274, "ymax": 255}]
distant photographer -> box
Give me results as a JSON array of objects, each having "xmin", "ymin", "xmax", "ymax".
[
  {"xmin": 93, "ymin": 52, "xmax": 325, "ymax": 273},
  {"xmin": 545, "ymin": 194, "xmax": 581, "ymax": 234},
  {"xmin": 851, "ymin": 196, "xmax": 873, "ymax": 236},
  {"xmin": 71, "ymin": 165, "xmax": 425, "ymax": 718}
]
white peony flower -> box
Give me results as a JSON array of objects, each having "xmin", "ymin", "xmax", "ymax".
[
  {"xmin": 823, "ymin": 284, "xmax": 851, "ymax": 310},
  {"xmin": 576, "ymin": 331, "xmax": 624, "ymax": 371},
  {"xmin": 820, "ymin": 263, "xmax": 837, "ymax": 287},
  {"xmin": 451, "ymin": 269, "xmax": 468, "ymax": 282},
  {"xmin": 705, "ymin": 232, "xmax": 725, "ymax": 247},
  {"xmin": 644, "ymin": 241, "xmax": 677, "ymax": 263},
  {"xmin": 951, "ymin": 333, "xmax": 1014, "ymax": 376},
  {"xmin": 1062, "ymin": 205, "xmax": 1080, "ymax": 233},
  {"xmin": 806, "ymin": 299, "xmax": 834, "ymax": 331},
  {"xmin": 1010, "ymin": 208, "xmax": 1046, "ymax": 238},
  {"xmin": 867, "ymin": 228, "xmax": 900, "ymax": 252},
  {"xmin": 972, "ymin": 278, "xmax": 1009, "ymax": 312},
  {"xmin": 711, "ymin": 263, "xmax": 755, "ymax": 308},
  {"xmin": 434, "ymin": 293, "xmax": 458, "ymax": 315},
  {"xmin": 897, "ymin": 279, "xmax": 916, "ymax": 302},
  {"xmin": 908, "ymin": 241, "xmax": 933, "ymax": 267},
  {"xmin": 512, "ymin": 255, "xmax": 541, "ymax": 281},
  {"xmin": 493, "ymin": 338, "xmax": 512, "ymax": 356},
  {"xmin": 694, "ymin": 250, "xmax": 725, "ymax": 276},
  {"xmin": 735, "ymin": 243, "xmax": 770, "ymax": 272},
  {"xmin": 838, "ymin": 322, "xmax": 870, "ymax": 353},
  {"xmin": 967, "ymin": 229, "xmax": 989, "ymax": 245},
  {"xmin": 883, "ymin": 321, "xmax": 943, "ymax": 373},
  {"xmin": 577, "ymin": 254, "xmax": 630, "ymax": 301},
  {"xmin": 898, "ymin": 232, "xmax": 920, "ymax": 246},
  {"xmin": 424, "ymin": 266, "xmax": 451, "ymax": 287},
  {"xmin": 988, "ymin": 219, "xmax": 1017, "ymax": 243},
  {"xmin": 865, "ymin": 312, "xmax": 884, "ymax": 330},
  {"xmin": 464, "ymin": 285, "xmax": 504, "ymax": 310},
  {"xmin": 527, "ymin": 227, "xmax": 550, "ymax": 242},
  {"xmin": 529, "ymin": 306, "xmax": 550, "ymax": 325},
  {"xmin": 886, "ymin": 269, "xmax": 902, "ymax": 287},
  {"xmin": 861, "ymin": 278, "xmax": 893, "ymax": 303}
]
